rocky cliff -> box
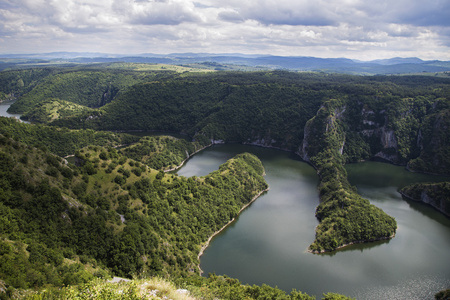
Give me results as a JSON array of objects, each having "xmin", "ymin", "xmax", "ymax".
[
  {"xmin": 339, "ymin": 97, "xmax": 449, "ymax": 174},
  {"xmin": 400, "ymin": 182, "xmax": 450, "ymax": 217}
]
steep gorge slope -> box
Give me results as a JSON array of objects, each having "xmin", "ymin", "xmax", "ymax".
[{"xmin": 8, "ymin": 70, "xmax": 450, "ymax": 251}]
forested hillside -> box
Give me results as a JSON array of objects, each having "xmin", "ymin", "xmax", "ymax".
[
  {"xmin": 33, "ymin": 71, "xmax": 449, "ymax": 176},
  {"xmin": 15, "ymin": 70, "xmax": 448, "ymax": 250},
  {"xmin": 0, "ymin": 68, "xmax": 55, "ymax": 100},
  {"xmin": 0, "ymin": 117, "xmax": 139, "ymax": 157},
  {"xmin": 120, "ymin": 135, "xmax": 211, "ymax": 171},
  {"xmin": 1, "ymin": 66, "xmax": 449, "ymax": 298},
  {"xmin": 0, "ymin": 65, "xmax": 177, "ymax": 112},
  {"xmin": 299, "ymin": 98, "xmax": 396, "ymax": 251},
  {"xmin": 0, "ymin": 122, "xmax": 268, "ymax": 289}
]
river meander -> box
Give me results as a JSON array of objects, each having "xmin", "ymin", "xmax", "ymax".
[
  {"xmin": 1, "ymin": 102, "xmax": 449, "ymax": 299},
  {"xmin": 177, "ymin": 144, "xmax": 450, "ymax": 300}
]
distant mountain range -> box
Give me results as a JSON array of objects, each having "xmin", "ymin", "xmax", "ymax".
[{"xmin": 1, "ymin": 52, "xmax": 450, "ymax": 75}]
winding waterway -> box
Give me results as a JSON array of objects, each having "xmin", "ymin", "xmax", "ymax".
[
  {"xmin": 177, "ymin": 144, "xmax": 450, "ymax": 300},
  {"xmin": 1, "ymin": 102, "xmax": 449, "ymax": 299}
]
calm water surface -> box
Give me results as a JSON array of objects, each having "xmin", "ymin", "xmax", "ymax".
[
  {"xmin": 0, "ymin": 100, "xmax": 28, "ymax": 122},
  {"xmin": 177, "ymin": 144, "xmax": 450, "ymax": 299}
]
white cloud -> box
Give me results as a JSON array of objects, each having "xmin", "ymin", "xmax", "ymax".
[
  {"xmin": 0, "ymin": 0, "xmax": 449, "ymax": 60},
  {"xmin": 113, "ymin": 0, "xmax": 200, "ymax": 25}
]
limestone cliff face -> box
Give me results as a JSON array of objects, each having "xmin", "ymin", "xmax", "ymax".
[
  {"xmin": 373, "ymin": 127, "xmax": 399, "ymax": 163},
  {"xmin": 356, "ymin": 107, "xmax": 404, "ymax": 164},
  {"xmin": 356, "ymin": 98, "xmax": 449, "ymax": 171},
  {"xmin": 298, "ymin": 118, "xmax": 312, "ymax": 162},
  {"xmin": 244, "ymin": 131, "xmax": 278, "ymax": 148},
  {"xmin": 244, "ymin": 137, "xmax": 278, "ymax": 148},
  {"xmin": 379, "ymin": 127, "xmax": 398, "ymax": 149},
  {"xmin": 244, "ymin": 128, "xmax": 299, "ymax": 152},
  {"xmin": 359, "ymin": 127, "xmax": 399, "ymax": 163},
  {"xmin": 297, "ymin": 103, "xmax": 346, "ymax": 164},
  {"xmin": 299, "ymin": 99, "xmax": 445, "ymax": 168}
]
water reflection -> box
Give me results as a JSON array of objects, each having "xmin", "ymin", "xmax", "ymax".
[
  {"xmin": 182, "ymin": 148, "xmax": 450, "ymax": 299},
  {"xmin": 402, "ymin": 197, "xmax": 450, "ymax": 227},
  {"xmin": 318, "ymin": 239, "xmax": 392, "ymax": 256}
]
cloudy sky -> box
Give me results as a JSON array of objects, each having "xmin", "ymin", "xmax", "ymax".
[{"xmin": 1, "ymin": 0, "xmax": 449, "ymax": 60}]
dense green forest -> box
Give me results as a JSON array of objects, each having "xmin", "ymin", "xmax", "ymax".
[
  {"xmin": 1, "ymin": 65, "xmax": 449, "ymax": 298},
  {"xmin": 4, "ymin": 66, "xmax": 176, "ymax": 113},
  {"xmin": 0, "ymin": 117, "xmax": 140, "ymax": 157},
  {"xmin": 10, "ymin": 69, "xmax": 447, "ymax": 250},
  {"xmin": 120, "ymin": 135, "xmax": 211, "ymax": 171},
  {"xmin": 0, "ymin": 127, "xmax": 268, "ymax": 289},
  {"xmin": 16, "ymin": 70, "xmax": 448, "ymax": 174}
]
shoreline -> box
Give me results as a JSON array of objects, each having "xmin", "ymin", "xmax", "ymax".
[
  {"xmin": 307, "ymin": 233, "xmax": 396, "ymax": 254},
  {"xmin": 197, "ymin": 187, "xmax": 270, "ymax": 275},
  {"xmin": 164, "ymin": 143, "xmax": 213, "ymax": 172},
  {"xmin": 399, "ymin": 190, "xmax": 450, "ymax": 218}
]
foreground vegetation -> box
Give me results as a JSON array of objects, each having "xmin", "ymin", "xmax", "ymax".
[
  {"xmin": 0, "ymin": 121, "xmax": 353, "ymax": 298},
  {"xmin": 4, "ymin": 275, "xmax": 355, "ymax": 300}
]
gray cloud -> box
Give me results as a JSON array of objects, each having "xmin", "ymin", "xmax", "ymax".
[
  {"xmin": 0, "ymin": 0, "xmax": 449, "ymax": 60},
  {"xmin": 225, "ymin": 0, "xmax": 339, "ymax": 26},
  {"xmin": 376, "ymin": 0, "xmax": 450, "ymax": 27},
  {"xmin": 218, "ymin": 10, "xmax": 245, "ymax": 23}
]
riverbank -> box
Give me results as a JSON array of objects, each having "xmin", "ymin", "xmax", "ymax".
[
  {"xmin": 197, "ymin": 187, "xmax": 270, "ymax": 274},
  {"xmin": 400, "ymin": 188, "xmax": 450, "ymax": 218},
  {"xmin": 307, "ymin": 233, "xmax": 396, "ymax": 254},
  {"xmin": 164, "ymin": 142, "xmax": 214, "ymax": 172}
]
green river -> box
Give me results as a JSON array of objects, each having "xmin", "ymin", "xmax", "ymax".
[{"xmin": 177, "ymin": 144, "xmax": 450, "ymax": 300}]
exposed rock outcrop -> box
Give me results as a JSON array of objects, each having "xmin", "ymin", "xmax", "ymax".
[
  {"xmin": 400, "ymin": 182, "xmax": 450, "ymax": 217},
  {"xmin": 297, "ymin": 119, "xmax": 312, "ymax": 162},
  {"xmin": 373, "ymin": 127, "xmax": 399, "ymax": 162}
]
